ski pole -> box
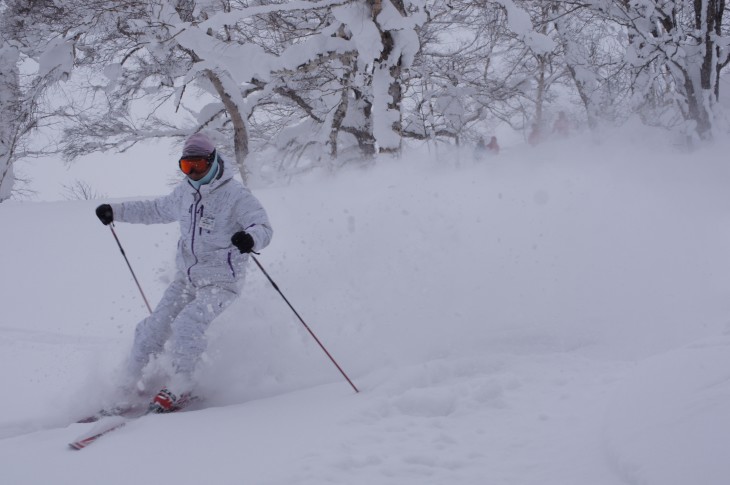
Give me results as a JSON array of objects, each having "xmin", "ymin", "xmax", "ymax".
[
  {"xmin": 108, "ymin": 224, "xmax": 153, "ymax": 314},
  {"xmin": 251, "ymin": 255, "xmax": 359, "ymax": 393}
]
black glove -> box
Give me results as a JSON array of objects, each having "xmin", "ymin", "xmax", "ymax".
[
  {"xmin": 231, "ymin": 231, "xmax": 255, "ymax": 253},
  {"xmin": 95, "ymin": 204, "xmax": 114, "ymax": 225}
]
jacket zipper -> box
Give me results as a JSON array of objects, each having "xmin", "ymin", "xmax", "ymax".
[{"xmin": 187, "ymin": 190, "xmax": 202, "ymax": 280}]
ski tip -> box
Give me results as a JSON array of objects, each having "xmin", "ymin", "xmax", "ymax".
[
  {"xmin": 76, "ymin": 416, "xmax": 100, "ymax": 424},
  {"xmin": 68, "ymin": 441, "xmax": 85, "ymax": 450},
  {"xmin": 69, "ymin": 435, "xmax": 100, "ymax": 450}
]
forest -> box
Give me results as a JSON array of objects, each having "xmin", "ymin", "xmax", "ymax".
[{"xmin": 1, "ymin": 0, "xmax": 728, "ymax": 199}]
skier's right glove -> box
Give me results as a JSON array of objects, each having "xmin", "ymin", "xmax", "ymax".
[{"xmin": 95, "ymin": 204, "xmax": 114, "ymax": 225}]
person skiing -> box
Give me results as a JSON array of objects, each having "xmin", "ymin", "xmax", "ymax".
[
  {"xmin": 94, "ymin": 132, "xmax": 273, "ymax": 413},
  {"xmin": 527, "ymin": 122, "xmax": 542, "ymax": 146},
  {"xmin": 474, "ymin": 136, "xmax": 500, "ymax": 159},
  {"xmin": 552, "ymin": 111, "xmax": 570, "ymax": 137},
  {"xmin": 486, "ymin": 136, "xmax": 500, "ymax": 155}
]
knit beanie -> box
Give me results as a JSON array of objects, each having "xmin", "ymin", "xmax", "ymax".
[{"xmin": 182, "ymin": 133, "xmax": 215, "ymax": 157}]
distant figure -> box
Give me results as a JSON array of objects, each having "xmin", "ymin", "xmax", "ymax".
[
  {"xmin": 552, "ymin": 111, "xmax": 570, "ymax": 137},
  {"xmin": 486, "ymin": 136, "xmax": 500, "ymax": 155},
  {"xmin": 527, "ymin": 122, "xmax": 542, "ymax": 146},
  {"xmin": 474, "ymin": 137, "xmax": 487, "ymax": 159},
  {"xmin": 474, "ymin": 136, "xmax": 499, "ymax": 159}
]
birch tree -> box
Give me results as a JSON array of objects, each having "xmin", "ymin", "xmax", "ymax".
[
  {"xmin": 3, "ymin": 0, "xmax": 430, "ymax": 180},
  {"xmin": 403, "ymin": 0, "xmax": 511, "ymax": 145},
  {"xmin": 0, "ymin": 41, "xmax": 21, "ymax": 202},
  {"xmin": 589, "ymin": 0, "xmax": 730, "ymax": 140},
  {"xmin": 3, "ymin": 0, "xmax": 729, "ymax": 199},
  {"xmin": 551, "ymin": 2, "xmax": 630, "ymax": 129},
  {"xmin": 0, "ymin": 0, "xmax": 74, "ymax": 202}
]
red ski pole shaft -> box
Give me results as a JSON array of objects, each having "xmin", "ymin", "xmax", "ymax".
[
  {"xmin": 109, "ymin": 224, "xmax": 153, "ymax": 314},
  {"xmin": 251, "ymin": 255, "xmax": 359, "ymax": 393}
]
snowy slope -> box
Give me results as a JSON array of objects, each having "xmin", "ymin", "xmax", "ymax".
[{"xmin": 1, "ymin": 130, "xmax": 730, "ymax": 484}]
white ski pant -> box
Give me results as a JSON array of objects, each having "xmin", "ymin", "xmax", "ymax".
[{"xmin": 127, "ymin": 272, "xmax": 238, "ymax": 392}]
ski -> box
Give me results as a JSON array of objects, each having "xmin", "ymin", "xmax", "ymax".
[
  {"xmin": 76, "ymin": 403, "xmax": 147, "ymax": 424},
  {"xmin": 69, "ymin": 415, "xmax": 135, "ymax": 450},
  {"xmin": 68, "ymin": 396, "xmax": 202, "ymax": 450}
]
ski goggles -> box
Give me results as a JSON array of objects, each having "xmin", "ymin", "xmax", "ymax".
[{"xmin": 179, "ymin": 151, "xmax": 215, "ymax": 175}]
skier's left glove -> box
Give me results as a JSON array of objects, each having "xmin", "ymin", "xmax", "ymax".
[{"xmin": 231, "ymin": 231, "xmax": 255, "ymax": 253}]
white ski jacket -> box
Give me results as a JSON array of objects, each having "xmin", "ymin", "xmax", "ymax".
[{"xmin": 110, "ymin": 159, "xmax": 272, "ymax": 288}]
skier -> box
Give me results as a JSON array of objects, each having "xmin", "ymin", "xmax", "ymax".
[
  {"xmin": 474, "ymin": 136, "xmax": 500, "ymax": 159},
  {"xmin": 94, "ymin": 132, "xmax": 273, "ymax": 413},
  {"xmin": 474, "ymin": 137, "xmax": 487, "ymax": 159},
  {"xmin": 552, "ymin": 111, "xmax": 570, "ymax": 137},
  {"xmin": 527, "ymin": 122, "xmax": 542, "ymax": 146},
  {"xmin": 486, "ymin": 136, "xmax": 500, "ymax": 155}
]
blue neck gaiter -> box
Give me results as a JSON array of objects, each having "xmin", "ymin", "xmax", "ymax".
[{"xmin": 189, "ymin": 153, "xmax": 219, "ymax": 190}]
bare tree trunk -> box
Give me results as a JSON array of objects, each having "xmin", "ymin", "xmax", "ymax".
[
  {"xmin": 534, "ymin": 55, "xmax": 546, "ymax": 128},
  {"xmin": 696, "ymin": 0, "xmax": 724, "ymax": 138},
  {"xmin": 613, "ymin": 0, "xmax": 725, "ymax": 140},
  {"xmin": 565, "ymin": 63, "xmax": 597, "ymax": 130},
  {"xmin": 532, "ymin": 4, "xmax": 551, "ymax": 133},
  {"xmin": 204, "ymin": 70, "xmax": 250, "ymax": 183},
  {"xmin": 368, "ymin": 0, "xmax": 408, "ymax": 153},
  {"xmin": 715, "ymin": 0, "xmax": 729, "ymax": 100},
  {"xmin": 330, "ymin": 55, "xmax": 354, "ymax": 160},
  {"xmin": 667, "ymin": 0, "xmax": 724, "ymax": 140},
  {"xmin": 0, "ymin": 44, "xmax": 23, "ymax": 202}
]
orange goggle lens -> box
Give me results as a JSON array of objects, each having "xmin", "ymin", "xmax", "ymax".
[{"xmin": 179, "ymin": 157, "xmax": 210, "ymax": 175}]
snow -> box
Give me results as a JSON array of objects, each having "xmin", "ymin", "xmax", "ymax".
[
  {"xmin": 333, "ymin": 3, "xmax": 383, "ymax": 69},
  {"xmin": 496, "ymin": 0, "xmax": 556, "ymax": 54},
  {"xmin": 200, "ymin": 0, "xmax": 344, "ymax": 32},
  {"xmin": 2, "ymin": 129, "xmax": 730, "ymax": 484},
  {"xmin": 37, "ymin": 37, "xmax": 74, "ymax": 81}
]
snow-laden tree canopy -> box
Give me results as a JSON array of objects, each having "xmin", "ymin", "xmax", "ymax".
[{"xmin": 2, "ymin": 0, "xmax": 730, "ymax": 199}]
